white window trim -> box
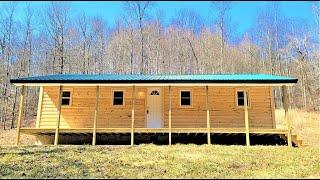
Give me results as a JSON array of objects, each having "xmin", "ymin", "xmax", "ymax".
[
  {"xmin": 61, "ymin": 88, "xmax": 73, "ymax": 107},
  {"xmin": 235, "ymin": 89, "xmax": 250, "ymax": 108}
]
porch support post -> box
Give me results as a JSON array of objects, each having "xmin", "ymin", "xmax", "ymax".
[
  {"xmin": 36, "ymin": 86, "xmax": 44, "ymax": 128},
  {"xmin": 169, "ymin": 85, "xmax": 172, "ymax": 145},
  {"xmin": 54, "ymin": 85, "xmax": 63, "ymax": 146},
  {"xmin": 15, "ymin": 85, "xmax": 26, "ymax": 146},
  {"xmin": 92, "ymin": 86, "xmax": 100, "ymax": 145},
  {"xmin": 131, "ymin": 85, "xmax": 135, "ymax": 146},
  {"xmin": 244, "ymin": 90, "xmax": 250, "ymax": 146},
  {"xmin": 282, "ymin": 85, "xmax": 292, "ymax": 147},
  {"xmin": 206, "ymin": 85, "xmax": 211, "ymax": 144}
]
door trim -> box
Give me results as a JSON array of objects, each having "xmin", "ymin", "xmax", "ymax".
[{"xmin": 146, "ymin": 87, "xmax": 164, "ymax": 128}]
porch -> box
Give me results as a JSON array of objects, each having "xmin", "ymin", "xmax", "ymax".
[
  {"xmin": 19, "ymin": 127, "xmax": 299, "ymax": 146},
  {"xmin": 15, "ymin": 85, "xmax": 295, "ymax": 146},
  {"xmin": 11, "ymin": 74, "xmax": 298, "ymax": 147}
]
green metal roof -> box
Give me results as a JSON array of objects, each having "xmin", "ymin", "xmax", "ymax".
[{"xmin": 10, "ymin": 74, "xmax": 298, "ymax": 84}]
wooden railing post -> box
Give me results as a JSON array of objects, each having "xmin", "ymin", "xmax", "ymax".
[
  {"xmin": 206, "ymin": 85, "xmax": 211, "ymax": 144},
  {"xmin": 169, "ymin": 85, "xmax": 172, "ymax": 145},
  {"xmin": 16, "ymin": 85, "xmax": 26, "ymax": 146},
  {"xmin": 54, "ymin": 85, "xmax": 63, "ymax": 146},
  {"xmin": 244, "ymin": 90, "xmax": 250, "ymax": 146},
  {"xmin": 131, "ymin": 85, "xmax": 135, "ymax": 146},
  {"xmin": 282, "ymin": 85, "xmax": 292, "ymax": 147},
  {"xmin": 92, "ymin": 86, "xmax": 100, "ymax": 145}
]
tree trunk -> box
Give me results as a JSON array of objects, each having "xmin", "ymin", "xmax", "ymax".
[
  {"xmin": 220, "ymin": 26, "xmax": 224, "ymax": 73},
  {"xmin": 10, "ymin": 88, "xmax": 18, "ymax": 128}
]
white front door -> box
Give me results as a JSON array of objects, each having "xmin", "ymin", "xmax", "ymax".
[{"xmin": 147, "ymin": 88, "xmax": 163, "ymax": 128}]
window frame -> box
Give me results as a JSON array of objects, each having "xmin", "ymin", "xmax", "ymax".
[
  {"xmin": 179, "ymin": 89, "xmax": 192, "ymax": 108},
  {"xmin": 61, "ymin": 89, "xmax": 72, "ymax": 107},
  {"xmin": 112, "ymin": 89, "xmax": 125, "ymax": 107},
  {"xmin": 235, "ymin": 89, "xmax": 250, "ymax": 108}
]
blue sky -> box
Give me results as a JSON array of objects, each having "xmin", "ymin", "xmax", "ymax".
[
  {"xmin": 72, "ymin": 1, "xmax": 314, "ymax": 34},
  {"xmin": 2, "ymin": 1, "xmax": 316, "ymax": 38}
]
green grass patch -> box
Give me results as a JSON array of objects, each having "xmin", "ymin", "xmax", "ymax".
[{"xmin": 0, "ymin": 144, "xmax": 319, "ymax": 178}]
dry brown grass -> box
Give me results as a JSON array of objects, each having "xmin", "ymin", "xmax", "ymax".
[
  {"xmin": 0, "ymin": 117, "xmax": 36, "ymax": 146},
  {"xmin": 0, "ymin": 145, "xmax": 319, "ymax": 178},
  {"xmin": 275, "ymin": 109, "xmax": 320, "ymax": 147},
  {"xmin": 0, "ymin": 129, "xmax": 35, "ymax": 146}
]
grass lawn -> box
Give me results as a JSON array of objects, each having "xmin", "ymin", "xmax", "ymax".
[{"xmin": 0, "ymin": 144, "xmax": 319, "ymax": 179}]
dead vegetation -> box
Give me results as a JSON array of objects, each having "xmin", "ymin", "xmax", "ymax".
[
  {"xmin": 0, "ymin": 129, "xmax": 35, "ymax": 146},
  {"xmin": 275, "ymin": 109, "xmax": 320, "ymax": 147},
  {"xmin": 0, "ymin": 145, "xmax": 319, "ymax": 178}
]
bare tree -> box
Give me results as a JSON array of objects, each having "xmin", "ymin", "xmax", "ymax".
[
  {"xmin": 124, "ymin": 1, "xmax": 153, "ymax": 74},
  {"xmin": 91, "ymin": 16, "xmax": 109, "ymax": 74},
  {"xmin": 211, "ymin": 1, "xmax": 232, "ymax": 73},
  {"xmin": 312, "ymin": 2, "xmax": 320, "ymax": 28},
  {"xmin": 0, "ymin": 2, "xmax": 17, "ymax": 129},
  {"xmin": 78, "ymin": 12, "xmax": 92, "ymax": 74},
  {"xmin": 171, "ymin": 8, "xmax": 204, "ymax": 34},
  {"xmin": 45, "ymin": 2, "xmax": 70, "ymax": 74},
  {"xmin": 171, "ymin": 9, "xmax": 205, "ymax": 73},
  {"xmin": 10, "ymin": 2, "xmax": 34, "ymax": 129}
]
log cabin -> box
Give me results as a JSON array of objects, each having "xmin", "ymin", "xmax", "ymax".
[{"xmin": 10, "ymin": 74, "xmax": 298, "ymax": 146}]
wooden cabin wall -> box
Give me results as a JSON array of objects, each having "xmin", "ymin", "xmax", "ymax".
[
  {"xmin": 163, "ymin": 86, "xmax": 274, "ymax": 128},
  {"xmin": 37, "ymin": 86, "xmax": 274, "ymax": 129},
  {"xmin": 38, "ymin": 86, "xmax": 146, "ymax": 128}
]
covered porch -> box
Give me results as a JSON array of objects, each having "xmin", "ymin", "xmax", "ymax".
[
  {"xmin": 10, "ymin": 74, "xmax": 298, "ymax": 146},
  {"xmin": 15, "ymin": 85, "xmax": 296, "ymax": 146}
]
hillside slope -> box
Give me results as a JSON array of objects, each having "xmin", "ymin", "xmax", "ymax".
[{"xmin": 0, "ymin": 145, "xmax": 319, "ymax": 178}]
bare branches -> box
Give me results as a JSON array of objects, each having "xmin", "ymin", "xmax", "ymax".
[
  {"xmin": 171, "ymin": 9, "xmax": 204, "ymax": 34},
  {"xmin": 123, "ymin": 1, "xmax": 154, "ymax": 74},
  {"xmin": 211, "ymin": 1, "xmax": 233, "ymax": 73},
  {"xmin": 312, "ymin": 2, "xmax": 320, "ymax": 27},
  {"xmin": 45, "ymin": 2, "xmax": 71, "ymax": 74}
]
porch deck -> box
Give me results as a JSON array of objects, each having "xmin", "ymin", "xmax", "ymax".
[
  {"xmin": 21, "ymin": 127, "xmax": 302, "ymax": 146},
  {"xmin": 20, "ymin": 127, "xmax": 288, "ymax": 136}
]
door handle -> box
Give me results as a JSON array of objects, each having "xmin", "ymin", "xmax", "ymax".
[{"xmin": 147, "ymin": 109, "xmax": 149, "ymax": 114}]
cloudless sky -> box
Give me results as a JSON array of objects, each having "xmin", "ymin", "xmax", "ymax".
[{"xmin": 2, "ymin": 1, "xmax": 316, "ymax": 39}]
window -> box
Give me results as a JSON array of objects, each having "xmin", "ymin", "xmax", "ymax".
[
  {"xmin": 113, "ymin": 91, "xmax": 124, "ymax": 105},
  {"xmin": 237, "ymin": 91, "xmax": 249, "ymax": 106},
  {"xmin": 181, "ymin": 91, "xmax": 191, "ymax": 106},
  {"xmin": 61, "ymin": 91, "xmax": 71, "ymax": 106}
]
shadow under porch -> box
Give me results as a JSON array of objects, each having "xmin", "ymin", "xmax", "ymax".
[{"xmin": 19, "ymin": 127, "xmax": 295, "ymax": 146}]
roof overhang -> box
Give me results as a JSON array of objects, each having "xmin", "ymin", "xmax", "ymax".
[
  {"xmin": 11, "ymin": 82, "xmax": 297, "ymax": 87},
  {"xmin": 10, "ymin": 74, "xmax": 298, "ymax": 87}
]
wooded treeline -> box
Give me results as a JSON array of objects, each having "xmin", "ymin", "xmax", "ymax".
[{"xmin": 0, "ymin": 2, "xmax": 319, "ymax": 129}]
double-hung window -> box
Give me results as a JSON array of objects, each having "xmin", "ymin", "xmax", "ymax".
[{"xmin": 61, "ymin": 91, "xmax": 71, "ymax": 106}]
